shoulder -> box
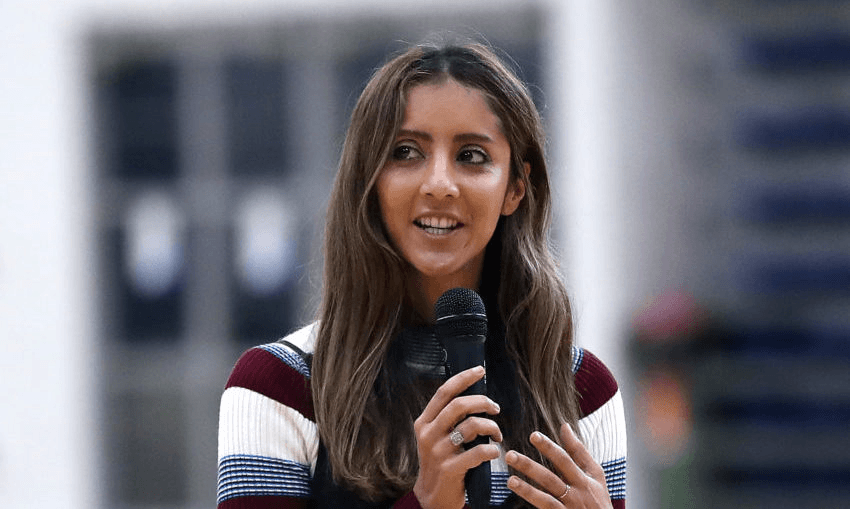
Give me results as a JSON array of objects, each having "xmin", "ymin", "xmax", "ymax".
[
  {"xmin": 218, "ymin": 324, "xmax": 320, "ymax": 505},
  {"xmin": 280, "ymin": 321, "xmax": 319, "ymax": 355},
  {"xmin": 228, "ymin": 323, "xmax": 317, "ymax": 381},
  {"xmin": 224, "ymin": 323, "xmax": 318, "ymax": 417},
  {"xmin": 571, "ymin": 347, "xmax": 627, "ymax": 504},
  {"xmin": 570, "ymin": 346, "xmax": 619, "ymax": 418}
]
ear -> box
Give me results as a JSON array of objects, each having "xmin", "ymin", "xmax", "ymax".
[{"xmin": 501, "ymin": 162, "xmax": 529, "ymax": 216}]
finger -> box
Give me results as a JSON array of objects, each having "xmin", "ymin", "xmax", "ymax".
[
  {"xmin": 425, "ymin": 400, "xmax": 500, "ymax": 456},
  {"xmin": 453, "ymin": 415, "xmax": 504, "ymax": 445},
  {"xmin": 437, "ymin": 394, "xmax": 500, "ymax": 429},
  {"xmin": 448, "ymin": 442, "xmax": 501, "ymax": 474},
  {"xmin": 427, "ymin": 422, "xmax": 501, "ymax": 476},
  {"xmin": 418, "ymin": 366, "xmax": 485, "ymax": 424},
  {"xmin": 559, "ymin": 423, "xmax": 605, "ymax": 481},
  {"xmin": 530, "ymin": 430, "xmax": 585, "ymax": 485},
  {"xmin": 417, "ymin": 397, "xmax": 500, "ymax": 462},
  {"xmin": 505, "ymin": 449, "xmax": 565, "ymax": 500},
  {"xmin": 507, "ymin": 474, "xmax": 563, "ymax": 509}
]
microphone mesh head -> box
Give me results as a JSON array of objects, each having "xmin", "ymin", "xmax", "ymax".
[{"xmin": 434, "ymin": 288, "xmax": 487, "ymax": 338}]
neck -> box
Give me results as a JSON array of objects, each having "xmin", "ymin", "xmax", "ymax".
[{"xmin": 408, "ymin": 272, "xmax": 481, "ymax": 323}]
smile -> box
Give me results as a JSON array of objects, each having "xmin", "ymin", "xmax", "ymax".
[{"xmin": 414, "ymin": 216, "xmax": 461, "ymax": 235}]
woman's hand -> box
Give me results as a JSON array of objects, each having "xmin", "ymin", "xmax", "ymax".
[
  {"xmin": 505, "ymin": 423, "xmax": 612, "ymax": 509},
  {"xmin": 412, "ymin": 366, "xmax": 503, "ymax": 509}
]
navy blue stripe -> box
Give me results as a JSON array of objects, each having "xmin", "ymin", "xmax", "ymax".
[
  {"xmin": 217, "ymin": 454, "xmax": 311, "ymax": 503},
  {"xmin": 259, "ymin": 343, "xmax": 311, "ymax": 378},
  {"xmin": 602, "ymin": 458, "xmax": 627, "ymax": 499},
  {"xmin": 490, "ymin": 471, "xmax": 511, "ymax": 505},
  {"xmin": 571, "ymin": 346, "xmax": 584, "ymax": 374}
]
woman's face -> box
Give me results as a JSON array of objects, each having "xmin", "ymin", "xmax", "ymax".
[{"xmin": 376, "ymin": 78, "xmax": 525, "ymax": 296}]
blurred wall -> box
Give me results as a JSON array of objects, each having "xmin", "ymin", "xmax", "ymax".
[
  {"xmin": 1, "ymin": 2, "xmax": 97, "ymax": 508},
  {"xmin": 0, "ymin": 0, "xmax": 723, "ymax": 508}
]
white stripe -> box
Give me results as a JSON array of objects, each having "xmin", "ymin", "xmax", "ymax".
[
  {"xmin": 218, "ymin": 387, "xmax": 320, "ymax": 473},
  {"xmin": 577, "ymin": 389, "xmax": 627, "ymax": 464},
  {"xmin": 283, "ymin": 322, "xmax": 318, "ymax": 353},
  {"xmin": 491, "ymin": 441, "xmax": 508, "ymax": 473}
]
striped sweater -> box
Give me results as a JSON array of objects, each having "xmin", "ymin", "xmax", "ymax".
[{"xmin": 218, "ymin": 323, "xmax": 627, "ymax": 508}]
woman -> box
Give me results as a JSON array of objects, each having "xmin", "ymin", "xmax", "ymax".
[{"xmin": 217, "ymin": 43, "xmax": 626, "ymax": 509}]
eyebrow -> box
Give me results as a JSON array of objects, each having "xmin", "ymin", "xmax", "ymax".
[{"xmin": 396, "ymin": 129, "xmax": 495, "ymax": 144}]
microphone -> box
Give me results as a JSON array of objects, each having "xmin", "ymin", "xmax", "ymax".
[{"xmin": 434, "ymin": 288, "xmax": 490, "ymax": 509}]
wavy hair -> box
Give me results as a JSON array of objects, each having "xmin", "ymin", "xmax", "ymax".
[{"xmin": 312, "ymin": 42, "xmax": 579, "ymax": 502}]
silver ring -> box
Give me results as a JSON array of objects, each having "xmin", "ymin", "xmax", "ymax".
[
  {"xmin": 557, "ymin": 484, "xmax": 571, "ymax": 500},
  {"xmin": 449, "ymin": 429, "xmax": 464, "ymax": 446}
]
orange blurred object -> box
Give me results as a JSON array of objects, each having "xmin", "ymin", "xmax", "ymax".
[{"xmin": 638, "ymin": 369, "xmax": 693, "ymax": 466}]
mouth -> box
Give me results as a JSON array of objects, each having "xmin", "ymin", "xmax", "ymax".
[{"xmin": 414, "ymin": 216, "xmax": 461, "ymax": 235}]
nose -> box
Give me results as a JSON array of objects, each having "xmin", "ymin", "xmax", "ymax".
[{"xmin": 420, "ymin": 151, "xmax": 459, "ymax": 199}]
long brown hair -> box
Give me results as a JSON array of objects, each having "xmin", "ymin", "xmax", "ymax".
[{"xmin": 312, "ymin": 42, "xmax": 579, "ymax": 501}]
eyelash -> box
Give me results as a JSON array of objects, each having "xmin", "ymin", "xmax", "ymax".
[
  {"xmin": 391, "ymin": 144, "xmax": 422, "ymax": 161},
  {"xmin": 458, "ymin": 147, "xmax": 490, "ymax": 164},
  {"xmin": 390, "ymin": 143, "xmax": 490, "ymax": 165}
]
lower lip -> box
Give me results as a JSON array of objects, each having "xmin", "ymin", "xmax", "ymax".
[{"xmin": 418, "ymin": 225, "xmax": 459, "ymax": 236}]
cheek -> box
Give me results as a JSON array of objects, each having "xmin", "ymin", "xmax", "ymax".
[
  {"xmin": 485, "ymin": 178, "xmax": 515, "ymax": 219},
  {"xmin": 376, "ymin": 173, "xmax": 395, "ymax": 214},
  {"xmin": 376, "ymin": 175, "xmax": 406, "ymax": 234},
  {"xmin": 472, "ymin": 190, "xmax": 509, "ymax": 235}
]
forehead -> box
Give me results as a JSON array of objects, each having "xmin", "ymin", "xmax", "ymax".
[{"xmin": 401, "ymin": 79, "xmax": 505, "ymax": 137}]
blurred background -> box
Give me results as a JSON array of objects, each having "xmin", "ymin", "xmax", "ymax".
[{"xmin": 2, "ymin": 0, "xmax": 849, "ymax": 508}]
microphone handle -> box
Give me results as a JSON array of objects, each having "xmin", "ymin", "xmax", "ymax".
[
  {"xmin": 462, "ymin": 399, "xmax": 491, "ymax": 509},
  {"xmin": 444, "ymin": 339, "xmax": 490, "ymax": 509}
]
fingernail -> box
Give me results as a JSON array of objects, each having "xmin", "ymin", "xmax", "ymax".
[
  {"xmin": 531, "ymin": 431, "xmax": 543, "ymax": 443},
  {"xmin": 505, "ymin": 450, "xmax": 517, "ymax": 464},
  {"xmin": 507, "ymin": 476, "xmax": 519, "ymax": 489}
]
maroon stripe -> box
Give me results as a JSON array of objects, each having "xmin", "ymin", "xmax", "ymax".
[
  {"xmin": 574, "ymin": 349, "xmax": 619, "ymax": 417},
  {"xmin": 611, "ymin": 498, "xmax": 625, "ymax": 509},
  {"xmin": 390, "ymin": 491, "xmax": 424, "ymax": 509},
  {"xmin": 226, "ymin": 348, "xmax": 314, "ymax": 421},
  {"xmin": 219, "ymin": 495, "xmax": 306, "ymax": 509}
]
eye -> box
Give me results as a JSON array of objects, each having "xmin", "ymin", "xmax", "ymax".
[
  {"xmin": 391, "ymin": 143, "xmax": 423, "ymax": 161},
  {"xmin": 457, "ymin": 147, "xmax": 489, "ymax": 165}
]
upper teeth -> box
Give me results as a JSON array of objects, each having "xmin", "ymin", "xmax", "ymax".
[{"xmin": 418, "ymin": 217, "xmax": 457, "ymax": 229}]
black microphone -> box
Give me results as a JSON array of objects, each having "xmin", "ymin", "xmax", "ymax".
[{"xmin": 434, "ymin": 288, "xmax": 490, "ymax": 509}]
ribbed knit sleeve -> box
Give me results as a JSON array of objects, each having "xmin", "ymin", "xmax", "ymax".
[
  {"xmin": 217, "ymin": 338, "xmax": 318, "ymax": 509},
  {"xmin": 573, "ymin": 347, "xmax": 627, "ymax": 508}
]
